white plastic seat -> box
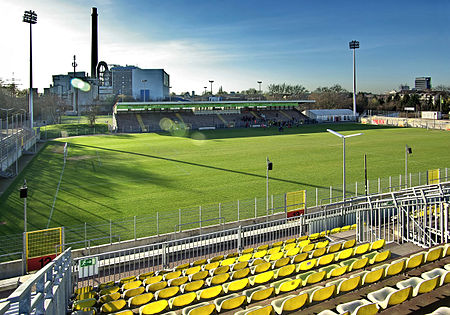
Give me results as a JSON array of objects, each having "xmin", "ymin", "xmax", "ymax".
[
  {"xmin": 367, "ymin": 286, "xmax": 411, "ymax": 309},
  {"xmin": 427, "ymin": 306, "xmax": 450, "ymax": 315},
  {"xmin": 396, "ymin": 276, "xmax": 439, "ymax": 297},
  {"xmin": 336, "ymin": 298, "xmax": 379, "ymax": 315},
  {"xmin": 421, "ymin": 268, "xmax": 450, "ymax": 286}
]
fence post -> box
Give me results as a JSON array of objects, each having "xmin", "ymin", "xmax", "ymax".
[
  {"xmin": 419, "ymin": 172, "xmax": 421, "ymax": 185},
  {"xmin": 162, "ymin": 243, "xmax": 167, "ymax": 268},
  {"xmin": 330, "ymin": 186, "xmax": 332, "ymax": 202},
  {"xmin": 84, "ymin": 222, "xmax": 87, "ymax": 248},
  {"xmin": 157, "ymin": 212, "xmax": 159, "ymax": 236},
  {"xmin": 218, "ymin": 203, "xmax": 221, "ymax": 220},
  {"xmin": 389, "ymin": 176, "xmax": 392, "ymax": 192},
  {"xmin": 409, "ymin": 173, "xmax": 412, "ymax": 188},
  {"xmin": 109, "ymin": 219, "xmax": 112, "ymax": 244},
  {"xmin": 378, "ymin": 178, "xmax": 381, "ymax": 193},
  {"xmin": 355, "ymin": 181, "xmax": 358, "ymax": 197},
  {"xmin": 237, "ymin": 200, "xmax": 240, "ymax": 221},
  {"xmin": 238, "ymin": 225, "xmax": 242, "ymax": 251},
  {"xmin": 271, "ymin": 195, "xmax": 274, "ymax": 215},
  {"xmin": 199, "ymin": 206, "xmax": 202, "ymax": 229},
  {"xmin": 399, "ymin": 174, "xmax": 402, "ymax": 190},
  {"xmin": 134, "ymin": 216, "xmax": 137, "ymax": 241},
  {"xmin": 255, "ymin": 197, "xmax": 257, "ymax": 218},
  {"xmin": 316, "ymin": 188, "xmax": 318, "ymax": 207}
]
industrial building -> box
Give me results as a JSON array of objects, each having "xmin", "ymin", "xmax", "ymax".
[{"xmin": 302, "ymin": 109, "xmax": 357, "ymax": 122}]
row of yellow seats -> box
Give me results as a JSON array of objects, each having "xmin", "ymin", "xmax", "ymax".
[{"xmin": 75, "ymin": 243, "xmax": 387, "ymax": 314}]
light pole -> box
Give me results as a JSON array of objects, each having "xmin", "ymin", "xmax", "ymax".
[
  {"xmin": 349, "ymin": 40, "xmax": 359, "ymax": 118},
  {"xmin": 257, "ymin": 81, "xmax": 262, "ymax": 100},
  {"xmin": 23, "ymin": 10, "xmax": 37, "ymax": 129},
  {"xmin": 209, "ymin": 80, "xmax": 214, "ymax": 95},
  {"xmin": 20, "ymin": 180, "xmax": 28, "ymax": 233},
  {"xmin": 266, "ymin": 157, "xmax": 273, "ymax": 215},
  {"xmin": 327, "ymin": 129, "xmax": 363, "ymax": 200},
  {"xmin": 405, "ymin": 145, "xmax": 412, "ymax": 188},
  {"xmin": 204, "ymin": 87, "xmax": 207, "ymax": 95},
  {"xmin": 141, "ymin": 79, "xmax": 148, "ymax": 102}
]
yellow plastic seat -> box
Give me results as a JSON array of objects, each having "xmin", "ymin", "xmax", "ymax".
[
  {"xmin": 206, "ymin": 272, "xmax": 230, "ymax": 286},
  {"xmin": 297, "ymin": 235, "xmax": 308, "ymax": 242},
  {"xmin": 119, "ymin": 276, "xmax": 137, "ymax": 285},
  {"xmin": 285, "ymin": 247, "xmax": 300, "ymax": 257},
  {"xmin": 319, "ymin": 231, "xmax": 328, "ymax": 238},
  {"xmin": 285, "ymin": 238, "xmax": 296, "ymax": 245},
  {"xmin": 122, "ymin": 280, "xmax": 142, "ymax": 291},
  {"xmin": 146, "ymin": 281, "xmax": 167, "ymax": 293},
  {"xmin": 249, "ymin": 270, "xmax": 274, "ymax": 286},
  {"xmin": 197, "ymin": 285, "xmax": 223, "ymax": 300},
  {"xmin": 138, "ymin": 271, "xmax": 155, "ymax": 281},
  {"xmin": 336, "ymin": 299, "xmax": 379, "ymax": 315},
  {"xmin": 320, "ymin": 264, "xmax": 348, "ymax": 278},
  {"xmin": 221, "ymin": 257, "xmax": 236, "ymax": 266},
  {"xmin": 327, "ymin": 242, "xmax": 343, "ymax": 253},
  {"xmin": 251, "ymin": 261, "xmax": 271, "ymax": 274},
  {"xmin": 243, "ymin": 286, "xmax": 274, "ymax": 303},
  {"xmin": 128, "ymin": 292, "xmax": 153, "ymax": 308},
  {"xmin": 110, "ymin": 310, "xmax": 132, "ymax": 315},
  {"xmin": 405, "ymin": 252, "xmax": 425, "ymax": 270},
  {"xmin": 181, "ymin": 302, "xmax": 215, "ymax": 315},
  {"xmin": 99, "ymin": 292, "xmax": 121, "ymax": 304},
  {"xmin": 351, "ymin": 224, "xmax": 357, "ymax": 229},
  {"xmin": 426, "ymin": 247, "xmax": 443, "ymax": 263},
  {"xmin": 99, "ymin": 281, "xmax": 115, "ymax": 290},
  {"xmin": 267, "ymin": 250, "xmax": 282, "ymax": 260},
  {"xmin": 209, "ymin": 255, "xmax": 224, "ymax": 263},
  {"xmin": 311, "ymin": 247, "xmax": 327, "ymax": 258},
  {"xmin": 242, "ymin": 247, "xmax": 254, "ymax": 254},
  {"xmin": 100, "ymin": 299, "xmax": 126, "ymax": 313},
  {"xmin": 180, "ymin": 280, "xmax": 204, "ymax": 293},
  {"xmin": 204, "ymin": 261, "xmax": 220, "ymax": 271},
  {"xmin": 231, "ymin": 267, "xmax": 250, "ymax": 280},
  {"xmin": 184, "ymin": 266, "xmax": 201, "ymax": 276},
  {"xmin": 297, "ymin": 239, "xmax": 310, "ymax": 248},
  {"xmin": 235, "ymin": 305, "xmax": 273, "ymax": 315},
  {"xmin": 226, "ymin": 252, "xmax": 239, "ymax": 259},
  {"xmin": 335, "ymin": 248, "xmax": 354, "ymax": 261},
  {"xmin": 296, "ymin": 270, "xmax": 326, "ymax": 286},
  {"xmin": 363, "ymin": 250, "xmax": 391, "ymax": 265},
  {"xmin": 253, "ymin": 250, "xmax": 268, "ymax": 259},
  {"xmin": 360, "ymin": 267, "xmax": 384, "ymax": 285},
  {"xmin": 330, "ymin": 227, "xmax": 341, "ymax": 234},
  {"xmin": 169, "ymin": 292, "xmax": 197, "ymax": 309},
  {"xmin": 272, "ymin": 257, "xmax": 290, "ymax": 269},
  {"xmin": 144, "ymin": 276, "xmax": 163, "ymax": 286},
  {"xmin": 271, "ymin": 292, "xmax": 308, "ymax": 314},
  {"xmin": 100, "ymin": 286, "xmax": 120, "ymax": 296},
  {"xmin": 232, "ymin": 261, "xmax": 249, "ymax": 271},
  {"xmin": 250, "ymin": 258, "xmax": 266, "ymax": 266},
  {"xmin": 175, "ymin": 263, "xmax": 190, "ymax": 271},
  {"xmin": 343, "ymin": 239, "xmax": 356, "ymax": 249},
  {"xmin": 354, "ymin": 243, "xmax": 370, "ymax": 255},
  {"xmin": 272, "ymin": 241, "xmax": 284, "ymax": 248},
  {"xmin": 341, "ymin": 225, "xmax": 351, "ymax": 232},
  {"xmin": 367, "ymin": 286, "xmax": 412, "ymax": 309},
  {"xmin": 123, "ymin": 286, "xmax": 145, "ymax": 299},
  {"xmin": 214, "ymin": 293, "xmax": 246, "ymax": 312},
  {"xmin": 139, "ymin": 299, "xmax": 169, "ymax": 315},
  {"xmin": 305, "ymin": 284, "xmax": 336, "ymax": 303},
  {"xmin": 167, "ymin": 276, "xmax": 188, "ymax": 287},
  {"xmin": 292, "ymin": 252, "xmax": 308, "ymax": 264},
  {"xmin": 238, "ymin": 253, "xmax": 253, "ymax": 263},
  {"xmin": 296, "ymin": 258, "xmax": 317, "ymax": 272},
  {"xmin": 309, "ymin": 233, "xmax": 320, "ymax": 240},
  {"xmin": 74, "ymin": 286, "xmax": 93, "ymax": 295},
  {"xmin": 421, "ymin": 268, "xmax": 450, "ymax": 286},
  {"xmin": 316, "ymin": 240, "xmax": 329, "ymax": 249},
  {"xmin": 301, "ymin": 244, "xmax": 315, "ymax": 253},
  {"xmin": 190, "ymin": 270, "xmax": 208, "ymax": 281},
  {"xmin": 192, "ymin": 258, "xmax": 207, "ymax": 266},
  {"xmin": 383, "ymin": 259, "xmax": 406, "ymax": 277},
  {"xmin": 274, "ymin": 264, "xmax": 296, "ymax": 279},
  {"xmin": 318, "ymin": 253, "xmax": 335, "ymax": 266},
  {"xmin": 271, "ymin": 278, "xmax": 301, "ymax": 294},
  {"xmin": 73, "ymin": 298, "xmax": 96, "ymax": 311},
  {"xmin": 75, "ymin": 291, "xmax": 97, "ymax": 301},
  {"xmin": 257, "ymin": 244, "xmax": 269, "ymax": 251},
  {"xmin": 164, "ymin": 271, "xmax": 182, "ymax": 281},
  {"xmin": 340, "ymin": 257, "xmax": 369, "ymax": 272},
  {"xmin": 222, "ymin": 278, "xmax": 249, "ymax": 293},
  {"xmin": 369, "ymin": 239, "xmax": 385, "ymax": 251},
  {"xmin": 210, "ymin": 265, "xmax": 230, "ymax": 276},
  {"xmin": 332, "ymin": 275, "xmax": 361, "ymax": 294},
  {"xmin": 397, "ymin": 276, "xmax": 439, "ymax": 297},
  {"xmin": 155, "ymin": 286, "xmax": 180, "ymax": 299},
  {"xmin": 283, "ymin": 243, "xmax": 296, "ymax": 251}
]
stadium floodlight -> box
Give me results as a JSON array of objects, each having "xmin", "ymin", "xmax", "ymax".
[
  {"xmin": 20, "ymin": 179, "xmax": 28, "ymax": 233},
  {"xmin": 209, "ymin": 80, "xmax": 214, "ymax": 94},
  {"xmin": 23, "ymin": 10, "xmax": 37, "ymax": 129},
  {"xmin": 327, "ymin": 129, "xmax": 363, "ymax": 200},
  {"xmin": 266, "ymin": 157, "xmax": 273, "ymax": 215},
  {"xmin": 203, "ymin": 86, "xmax": 207, "ymax": 95},
  {"xmin": 405, "ymin": 145, "xmax": 412, "ymax": 188},
  {"xmin": 349, "ymin": 40, "xmax": 359, "ymax": 118}
]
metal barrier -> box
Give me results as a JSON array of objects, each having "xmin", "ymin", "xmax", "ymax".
[
  {"xmin": 0, "ymin": 248, "xmax": 72, "ymax": 315},
  {"xmin": 174, "ymin": 217, "xmax": 226, "ymax": 233}
]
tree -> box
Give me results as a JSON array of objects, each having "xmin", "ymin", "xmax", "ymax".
[{"xmin": 309, "ymin": 84, "xmax": 352, "ymax": 109}]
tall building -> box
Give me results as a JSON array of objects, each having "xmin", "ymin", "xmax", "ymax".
[
  {"xmin": 415, "ymin": 77, "xmax": 431, "ymax": 91},
  {"xmin": 111, "ymin": 66, "xmax": 170, "ymax": 101}
]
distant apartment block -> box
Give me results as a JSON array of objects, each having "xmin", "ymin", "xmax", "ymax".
[{"xmin": 415, "ymin": 77, "xmax": 431, "ymax": 91}]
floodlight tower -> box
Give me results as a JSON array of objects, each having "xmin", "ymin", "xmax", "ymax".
[
  {"xmin": 327, "ymin": 129, "xmax": 363, "ymax": 200},
  {"xmin": 349, "ymin": 40, "xmax": 359, "ymax": 117},
  {"xmin": 209, "ymin": 80, "xmax": 214, "ymax": 95},
  {"xmin": 23, "ymin": 10, "xmax": 37, "ymax": 129}
]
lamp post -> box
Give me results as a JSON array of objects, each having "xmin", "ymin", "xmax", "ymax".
[
  {"xmin": 209, "ymin": 80, "xmax": 214, "ymax": 95},
  {"xmin": 266, "ymin": 157, "xmax": 273, "ymax": 215},
  {"xmin": 327, "ymin": 129, "xmax": 363, "ymax": 200},
  {"xmin": 141, "ymin": 79, "xmax": 148, "ymax": 102},
  {"xmin": 257, "ymin": 81, "xmax": 262, "ymax": 100},
  {"xmin": 23, "ymin": 10, "xmax": 37, "ymax": 129},
  {"xmin": 349, "ymin": 40, "xmax": 359, "ymax": 118},
  {"xmin": 203, "ymin": 86, "xmax": 207, "ymax": 95},
  {"xmin": 20, "ymin": 180, "xmax": 28, "ymax": 233},
  {"xmin": 405, "ymin": 145, "xmax": 412, "ymax": 188}
]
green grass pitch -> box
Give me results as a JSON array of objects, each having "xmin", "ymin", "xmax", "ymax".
[{"xmin": 0, "ymin": 123, "xmax": 448, "ymax": 238}]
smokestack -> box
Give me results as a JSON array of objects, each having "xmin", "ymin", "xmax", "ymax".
[{"xmin": 91, "ymin": 7, "xmax": 98, "ymax": 78}]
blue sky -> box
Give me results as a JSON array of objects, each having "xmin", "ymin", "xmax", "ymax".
[{"xmin": 1, "ymin": 0, "xmax": 449, "ymax": 94}]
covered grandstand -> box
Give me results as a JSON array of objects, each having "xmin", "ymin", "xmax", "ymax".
[{"xmin": 112, "ymin": 100, "xmax": 316, "ymax": 133}]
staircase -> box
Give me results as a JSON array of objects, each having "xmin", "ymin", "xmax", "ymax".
[
  {"xmin": 250, "ymin": 111, "xmax": 261, "ymax": 119},
  {"xmin": 279, "ymin": 110, "xmax": 292, "ymax": 120},
  {"xmin": 175, "ymin": 113, "xmax": 185, "ymax": 123},
  {"xmin": 135, "ymin": 114, "xmax": 147, "ymax": 132},
  {"xmin": 217, "ymin": 114, "xmax": 227, "ymax": 125}
]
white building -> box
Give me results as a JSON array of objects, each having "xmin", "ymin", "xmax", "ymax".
[{"xmin": 302, "ymin": 109, "xmax": 357, "ymax": 122}]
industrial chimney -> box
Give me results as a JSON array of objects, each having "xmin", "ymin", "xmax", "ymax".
[{"xmin": 91, "ymin": 7, "xmax": 98, "ymax": 78}]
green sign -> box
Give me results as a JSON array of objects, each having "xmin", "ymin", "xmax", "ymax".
[{"xmin": 79, "ymin": 257, "xmax": 96, "ymax": 268}]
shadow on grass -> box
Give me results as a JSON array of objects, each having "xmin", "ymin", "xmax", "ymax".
[
  {"xmin": 156, "ymin": 123, "xmax": 399, "ymax": 140},
  {"xmin": 71, "ymin": 142, "xmax": 332, "ymax": 190}
]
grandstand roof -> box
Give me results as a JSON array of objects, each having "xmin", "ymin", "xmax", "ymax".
[{"xmin": 114, "ymin": 100, "xmax": 315, "ymax": 112}]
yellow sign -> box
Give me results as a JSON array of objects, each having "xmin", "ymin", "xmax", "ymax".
[
  {"xmin": 286, "ymin": 190, "xmax": 306, "ymax": 212},
  {"xmin": 427, "ymin": 169, "xmax": 440, "ymax": 185}
]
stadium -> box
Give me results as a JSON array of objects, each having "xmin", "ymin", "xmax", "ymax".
[{"xmin": 0, "ymin": 100, "xmax": 449, "ymax": 315}]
